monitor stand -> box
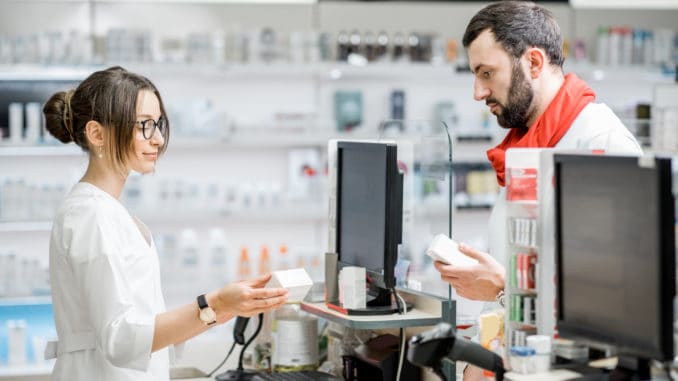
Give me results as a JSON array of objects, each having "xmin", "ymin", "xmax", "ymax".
[
  {"xmin": 328, "ymin": 287, "xmax": 413, "ymax": 316},
  {"xmin": 607, "ymin": 356, "xmax": 650, "ymax": 381},
  {"xmin": 562, "ymin": 356, "xmax": 651, "ymax": 381}
]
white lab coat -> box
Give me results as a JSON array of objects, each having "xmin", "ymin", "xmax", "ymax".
[
  {"xmin": 488, "ymin": 102, "xmax": 644, "ymax": 277},
  {"xmin": 48, "ymin": 182, "xmax": 178, "ymax": 380}
]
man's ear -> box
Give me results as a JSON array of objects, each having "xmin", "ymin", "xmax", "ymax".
[
  {"xmin": 525, "ymin": 47, "xmax": 546, "ymax": 79},
  {"xmin": 85, "ymin": 120, "xmax": 105, "ymax": 148}
]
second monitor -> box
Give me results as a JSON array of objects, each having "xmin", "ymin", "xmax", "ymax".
[{"xmin": 331, "ymin": 141, "xmax": 404, "ymax": 315}]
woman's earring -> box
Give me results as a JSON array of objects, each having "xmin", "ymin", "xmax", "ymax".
[{"xmin": 98, "ymin": 145, "xmax": 103, "ymax": 159}]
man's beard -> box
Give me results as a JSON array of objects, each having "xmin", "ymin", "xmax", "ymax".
[{"xmin": 490, "ymin": 61, "xmax": 534, "ymax": 129}]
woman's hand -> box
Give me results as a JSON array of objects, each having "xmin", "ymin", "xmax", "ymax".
[
  {"xmin": 433, "ymin": 243, "xmax": 505, "ymax": 301},
  {"xmin": 209, "ymin": 273, "xmax": 288, "ymax": 323}
]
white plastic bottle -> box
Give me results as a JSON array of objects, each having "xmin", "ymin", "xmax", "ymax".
[
  {"xmin": 178, "ymin": 229, "xmax": 200, "ymax": 292},
  {"xmin": 7, "ymin": 319, "xmax": 27, "ymax": 365},
  {"xmin": 596, "ymin": 26, "xmax": 609, "ymax": 66},
  {"xmin": 207, "ymin": 228, "xmax": 231, "ymax": 288},
  {"xmin": 8, "ymin": 102, "xmax": 23, "ymax": 144},
  {"xmin": 24, "ymin": 102, "xmax": 41, "ymax": 145}
]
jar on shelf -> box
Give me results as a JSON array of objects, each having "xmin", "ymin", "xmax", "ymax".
[{"xmin": 271, "ymin": 303, "xmax": 318, "ymax": 371}]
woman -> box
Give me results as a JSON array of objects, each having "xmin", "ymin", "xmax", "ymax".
[{"xmin": 43, "ymin": 66, "xmax": 288, "ymax": 380}]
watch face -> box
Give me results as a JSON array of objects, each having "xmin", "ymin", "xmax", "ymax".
[{"xmin": 200, "ymin": 307, "xmax": 217, "ymax": 323}]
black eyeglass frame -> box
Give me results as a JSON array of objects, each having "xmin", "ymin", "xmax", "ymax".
[{"xmin": 135, "ymin": 116, "xmax": 167, "ymax": 140}]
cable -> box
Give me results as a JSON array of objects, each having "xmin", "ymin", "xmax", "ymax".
[
  {"xmin": 207, "ymin": 341, "xmax": 237, "ymax": 377},
  {"xmin": 396, "ymin": 327, "xmax": 406, "ymax": 381},
  {"xmin": 395, "ymin": 290, "xmax": 408, "ymax": 315},
  {"xmin": 392, "ymin": 287, "xmax": 403, "ymax": 314},
  {"xmin": 392, "ymin": 288, "xmax": 408, "ymax": 381},
  {"xmin": 237, "ymin": 313, "xmax": 264, "ymax": 371},
  {"xmin": 208, "ymin": 313, "xmax": 264, "ymax": 377}
]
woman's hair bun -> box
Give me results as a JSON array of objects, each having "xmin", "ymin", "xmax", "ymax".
[{"xmin": 43, "ymin": 90, "xmax": 75, "ymax": 144}]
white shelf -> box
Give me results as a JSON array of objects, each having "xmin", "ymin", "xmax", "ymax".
[
  {"xmin": 0, "ymin": 363, "xmax": 53, "ymax": 378},
  {"xmin": 0, "ymin": 130, "xmax": 409, "ymax": 155},
  {"xmin": 170, "ymin": 133, "xmax": 334, "ymax": 150},
  {"xmin": 452, "ymin": 141, "xmax": 496, "ymax": 162},
  {"xmin": 0, "ymin": 206, "xmax": 327, "ymax": 233},
  {"xmin": 0, "ymin": 144, "xmax": 84, "ymax": 157},
  {"xmin": 128, "ymin": 204, "xmax": 327, "ymax": 225},
  {"xmin": 0, "ymin": 65, "xmax": 93, "ymax": 81},
  {"xmin": 95, "ymin": 0, "xmax": 315, "ymax": 3},
  {"xmin": 0, "ymin": 221, "xmax": 53, "ymax": 232},
  {"xmin": 0, "ymin": 62, "xmax": 468, "ymax": 82},
  {"xmin": 570, "ymin": 0, "xmax": 678, "ymax": 9},
  {"xmin": 2, "ymin": 62, "xmax": 673, "ymax": 85},
  {"xmin": 564, "ymin": 62, "xmax": 676, "ymax": 84}
]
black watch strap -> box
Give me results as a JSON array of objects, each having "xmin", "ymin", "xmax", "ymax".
[{"xmin": 197, "ymin": 294, "xmax": 209, "ymax": 310}]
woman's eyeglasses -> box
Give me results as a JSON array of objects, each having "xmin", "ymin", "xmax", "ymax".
[{"xmin": 135, "ymin": 117, "xmax": 167, "ymax": 140}]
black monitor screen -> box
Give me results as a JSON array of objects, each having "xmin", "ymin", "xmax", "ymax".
[
  {"xmin": 336, "ymin": 141, "xmax": 402, "ymax": 290},
  {"xmin": 554, "ymin": 154, "xmax": 674, "ymax": 362}
]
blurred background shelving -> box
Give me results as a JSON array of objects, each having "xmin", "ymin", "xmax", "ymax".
[{"xmin": 0, "ymin": 0, "xmax": 677, "ymax": 374}]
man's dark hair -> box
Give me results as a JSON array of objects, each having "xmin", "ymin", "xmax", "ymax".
[{"xmin": 462, "ymin": 1, "xmax": 564, "ymax": 68}]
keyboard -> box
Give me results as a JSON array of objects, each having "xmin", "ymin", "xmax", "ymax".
[{"xmin": 252, "ymin": 370, "xmax": 342, "ymax": 381}]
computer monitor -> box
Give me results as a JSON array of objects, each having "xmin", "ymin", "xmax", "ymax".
[
  {"xmin": 554, "ymin": 153, "xmax": 675, "ymax": 380},
  {"xmin": 334, "ymin": 141, "xmax": 403, "ymax": 315}
]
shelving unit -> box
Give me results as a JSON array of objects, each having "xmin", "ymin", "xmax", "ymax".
[
  {"xmin": 301, "ymin": 288, "xmax": 457, "ymax": 380},
  {"xmin": 503, "ymin": 149, "xmax": 557, "ymax": 357}
]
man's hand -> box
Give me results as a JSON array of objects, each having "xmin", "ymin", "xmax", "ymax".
[
  {"xmin": 463, "ymin": 364, "xmax": 486, "ymax": 381},
  {"xmin": 433, "ymin": 243, "xmax": 505, "ymax": 301}
]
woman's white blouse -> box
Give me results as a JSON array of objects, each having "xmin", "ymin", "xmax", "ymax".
[{"xmin": 48, "ymin": 182, "xmax": 173, "ymax": 380}]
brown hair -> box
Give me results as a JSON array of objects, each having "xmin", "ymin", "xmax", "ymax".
[
  {"xmin": 463, "ymin": 1, "xmax": 564, "ymax": 69},
  {"xmin": 43, "ymin": 66, "xmax": 170, "ymax": 174}
]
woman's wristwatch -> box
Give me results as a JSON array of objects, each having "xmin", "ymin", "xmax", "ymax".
[
  {"xmin": 495, "ymin": 289, "xmax": 506, "ymax": 307},
  {"xmin": 197, "ymin": 294, "xmax": 217, "ymax": 326}
]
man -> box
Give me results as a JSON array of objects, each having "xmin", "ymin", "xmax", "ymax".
[{"xmin": 433, "ymin": 2, "xmax": 641, "ymax": 378}]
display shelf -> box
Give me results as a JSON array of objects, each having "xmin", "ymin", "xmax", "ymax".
[
  {"xmin": 0, "ymin": 65, "xmax": 93, "ymax": 81},
  {"xmin": 570, "ymin": 0, "xmax": 678, "ymax": 9},
  {"xmin": 509, "ymin": 242, "xmax": 539, "ymax": 251},
  {"xmin": 135, "ymin": 204, "xmax": 326, "ymax": 225},
  {"xmin": 0, "ymin": 205, "xmax": 327, "ymax": 233},
  {"xmin": 2, "ymin": 62, "xmax": 672, "ymax": 86},
  {"xmin": 94, "ymin": 0, "xmax": 315, "ymax": 4},
  {"xmin": 0, "ymin": 364, "xmax": 53, "ymax": 378},
  {"xmin": 0, "ymin": 62, "xmax": 468, "ymax": 82},
  {"xmin": 503, "ymin": 148, "xmax": 557, "ymax": 360},
  {"xmin": 0, "ymin": 144, "xmax": 83, "ymax": 157},
  {"xmin": 507, "ymin": 288, "xmax": 538, "ymax": 296},
  {"xmin": 0, "ymin": 130, "xmax": 393, "ymax": 154},
  {"xmin": 0, "ymin": 221, "xmax": 53, "ymax": 233},
  {"xmin": 300, "ymin": 288, "xmax": 452, "ymax": 330},
  {"xmin": 301, "ymin": 301, "xmax": 442, "ymax": 330},
  {"xmin": 416, "ymin": 204, "xmax": 493, "ymax": 219},
  {"xmin": 564, "ymin": 62, "xmax": 676, "ymax": 84},
  {"xmin": 452, "ymin": 141, "xmax": 496, "ymax": 163},
  {"xmin": 508, "ymin": 321, "xmax": 538, "ymax": 331}
]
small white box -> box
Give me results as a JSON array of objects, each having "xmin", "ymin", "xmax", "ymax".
[
  {"xmin": 266, "ymin": 268, "xmax": 313, "ymax": 303},
  {"xmin": 426, "ymin": 234, "xmax": 478, "ymax": 267},
  {"xmin": 339, "ymin": 266, "xmax": 366, "ymax": 309}
]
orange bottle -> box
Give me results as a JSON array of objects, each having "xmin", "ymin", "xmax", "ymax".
[
  {"xmin": 239, "ymin": 246, "xmax": 251, "ymax": 280},
  {"xmin": 259, "ymin": 245, "xmax": 271, "ymax": 275},
  {"xmin": 278, "ymin": 244, "xmax": 291, "ymax": 270}
]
